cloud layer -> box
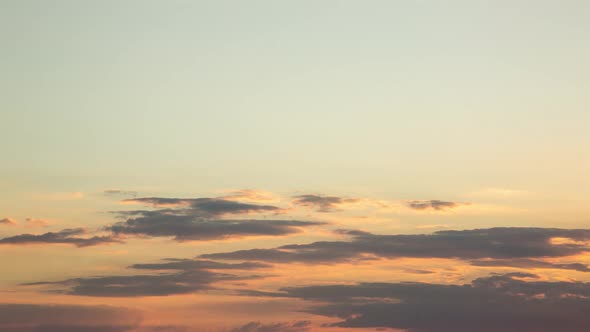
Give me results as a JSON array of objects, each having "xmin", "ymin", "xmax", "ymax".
[
  {"xmin": 0, "ymin": 303, "xmax": 142, "ymax": 332},
  {"xmin": 122, "ymin": 197, "xmax": 282, "ymax": 217},
  {"xmin": 229, "ymin": 321, "xmax": 311, "ymax": 332},
  {"xmin": 108, "ymin": 214, "xmax": 323, "ymax": 242},
  {"xmin": 292, "ymin": 195, "xmax": 359, "ymax": 212},
  {"xmin": 26, "ymin": 258, "xmax": 267, "ymax": 297},
  {"xmin": 406, "ymin": 200, "xmax": 464, "ymax": 211},
  {"xmin": 0, "ymin": 228, "xmax": 120, "ymax": 247},
  {"xmin": 203, "ymin": 227, "xmax": 590, "ymax": 267},
  {"xmin": 254, "ymin": 273, "xmax": 590, "ymax": 332},
  {"xmin": 0, "ymin": 218, "xmax": 16, "ymax": 226},
  {"xmin": 109, "ymin": 196, "xmax": 323, "ymax": 241}
]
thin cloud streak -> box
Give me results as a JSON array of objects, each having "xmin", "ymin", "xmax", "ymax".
[
  {"xmin": 203, "ymin": 227, "xmax": 590, "ymax": 267},
  {"xmin": 292, "ymin": 195, "xmax": 360, "ymax": 212},
  {"xmin": 0, "ymin": 218, "xmax": 16, "ymax": 226},
  {"xmin": 0, "ymin": 228, "xmax": 121, "ymax": 247},
  {"xmin": 24, "ymin": 258, "xmax": 268, "ymax": 297}
]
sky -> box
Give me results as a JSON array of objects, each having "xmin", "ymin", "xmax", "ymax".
[{"xmin": 1, "ymin": 0, "xmax": 590, "ymax": 331}]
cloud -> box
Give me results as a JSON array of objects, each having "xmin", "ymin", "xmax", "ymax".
[
  {"xmin": 0, "ymin": 327, "xmax": 134, "ymax": 332},
  {"xmin": 256, "ymin": 273, "xmax": 590, "ymax": 332},
  {"xmin": 221, "ymin": 190, "xmax": 279, "ymax": 203},
  {"xmin": 104, "ymin": 190, "xmax": 138, "ymax": 197},
  {"xmin": 202, "ymin": 227, "xmax": 590, "ymax": 266},
  {"xmin": 0, "ymin": 303, "xmax": 142, "ymax": 332},
  {"xmin": 24, "ymin": 218, "xmax": 51, "ymax": 228},
  {"xmin": 122, "ymin": 197, "xmax": 282, "ymax": 217},
  {"xmin": 229, "ymin": 321, "xmax": 311, "ymax": 332},
  {"xmin": 406, "ymin": 200, "xmax": 464, "ymax": 211},
  {"xmin": 108, "ymin": 210, "xmax": 323, "ymax": 241},
  {"xmin": 0, "ymin": 228, "xmax": 120, "ymax": 247},
  {"xmin": 470, "ymin": 258, "xmax": 590, "ymax": 272},
  {"xmin": 292, "ymin": 195, "xmax": 359, "ymax": 212},
  {"xmin": 130, "ymin": 258, "xmax": 272, "ymax": 271},
  {"xmin": 0, "ymin": 218, "xmax": 16, "ymax": 226},
  {"xmin": 25, "ymin": 258, "xmax": 267, "ymax": 297}
]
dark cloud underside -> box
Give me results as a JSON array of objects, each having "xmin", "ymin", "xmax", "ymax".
[
  {"xmin": 108, "ymin": 214, "xmax": 323, "ymax": 241},
  {"xmin": 292, "ymin": 195, "xmax": 358, "ymax": 212},
  {"xmin": 25, "ymin": 259, "xmax": 266, "ymax": 297},
  {"xmin": 0, "ymin": 303, "xmax": 141, "ymax": 332},
  {"xmin": 122, "ymin": 197, "xmax": 281, "ymax": 217},
  {"xmin": 0, "ymin": 218, "xmax": 16, "ymax": 225},
  {"xmin": 202, "ymin": 227, "xmax": 590, "ymax": 265},
  {"xmin": 254, "ymin": 273, "xmax": 590, "ymax": 332},
  {"xmin": 406, "ymin": 200, "xmax": 462, "ymax": 211},
  {"xmin": 229, "ymin": 320, "xmax": 311, "ymax": 332},
  {"xmin": 0, "ymin": 228, "xmax": 120, "ymax": 247}
]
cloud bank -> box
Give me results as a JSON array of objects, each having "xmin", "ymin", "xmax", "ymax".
[
  {"xmin": 203, "ymin": 227, "xmax": 590, "ymax": 268},
  {"xmin": 292, "ymin": 195, "xmax": 359, "ymax": 212},
  {"xmin": 253, "ymin": 273, "xmax": 590, "ymax": 332},
  {"xmin": 0, "ymin": 228, "xmax": 120, "ymax": 247},
  {"xmin": 0, "ymin": 303, "xmax": 142, "ymax": 332},
  {"xmin": 25, "ymin": 258, "xmax": 267, "ymax": 297}
]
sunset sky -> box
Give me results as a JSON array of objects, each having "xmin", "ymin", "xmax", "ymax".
[{"xmin": 1, "ymin": 1, "xmax": 590, "ymax": 331}]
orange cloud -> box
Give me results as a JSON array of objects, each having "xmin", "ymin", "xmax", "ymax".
[
  {"xmin": 0, "ymin": 217, "xmax": 16, "ymax": 226},
  {"xmin": 24, "ymin": 218, "xmax": 51, "ymax": 228}
]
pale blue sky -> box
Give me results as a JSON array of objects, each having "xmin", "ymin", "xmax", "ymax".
[{"xmin": 1, "ymin": 0, "xmax": 589, "ymax": 212}]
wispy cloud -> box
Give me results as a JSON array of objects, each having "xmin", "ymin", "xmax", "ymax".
[
  {"xmin": 292, "ymin": 194, "xmax": 360, "ymax": 212},
  {"xmin": 203, "ymin": 227, "xmax": 590, "ymax": 266},
  {"xmin": 405, "ymin": 200, "xmax": 467, "ymax": 211},
  {"xmin": 0, "ymin": 218, "xmax": 16, "ymax": 226},
  {"xmin": 0, "ymin": 228, "xmax": 120, "ymax": 247},
  {"xmin": 108, "ymin": 214, "xmax": 324, "ymax": 242},
  {"xmin": 24, "ymin": 218, "xmax": 51, "ymax": 228},
  {"xmin": 229, "ymin": 320, "xmax": 311, "ymax": 332},
  {"xmin": 25, "ymin": 258, "xmax": 267, "ymax": 297},
  {"xmin": 104, "ymin": 189, "xmax": 138, "ymax": 197},
  {"xmin": 109, "ymin": 195, "xmax": 322, "ymax": 242},
  {"xmin": 221, "ymin": 189, "xmax": 280, "ymax": 203},
  {"xmin": 122, "ymin": 197, "xmax": 284, "ymax": 217}
]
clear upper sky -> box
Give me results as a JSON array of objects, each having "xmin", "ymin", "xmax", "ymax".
[
  {"xmin": 3, "ymin": 0, "xmax": 589, "ymax": 194},
  {"xmin": 1, "ymin": 1, "xmax": 590, "ymax": 331}
]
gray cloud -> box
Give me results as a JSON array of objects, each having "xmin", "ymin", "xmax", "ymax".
[
  {"xmin": 406, "ymin": 200, "xmax": 463, "ymax": 211},
  {"xmin": 106, "ymin": 195, "xmax": 322, "ymax": 242},
  {"xmin": 229, "ymin": 321, "xmax": 311, "ymax": 332},
  {"xmin": 0, "ymin": 303, "xmax": 142, "ymax": 332},
  {"xmin": 292, "ymin": 195, "xmax": 359, "ymax": 212},
  {"xmin": 202, "ymin": 227, "xmax": 590, "ymax": 265},
  {"xmin": 130, "ymin": 259, "xmax": 271, "ymax": 271},
  {"xmin": 0, "ymin": 327, "xmax": 134, "ymax": 332},
  {"xmin": 255, "ymin": 273, "xmax": 590, "ymax": 332},
  {"xmin": 470, "ymin": 258, "xmax": 590, "ymax": 272},
  {"xmin": 123, "ymin": 197, "xmax": 282, "ymax": 217},
  {"xmin": 0, "ymin": 228, "xmax": 121, "ymax": 247},
  {"xmin": 108, "ymin": 211, "xmax": 323, "ymax": 241},
  {"xmin": 0, "ymin": 218, "xmax": 16, "ymax": 226},
  {"xmin": 25, "ymin": 258, "xmax": 266, "ymax": 297},
  {"xmin": 104, "ymin": 190, "xmax": 138, "ymax": 197}
]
